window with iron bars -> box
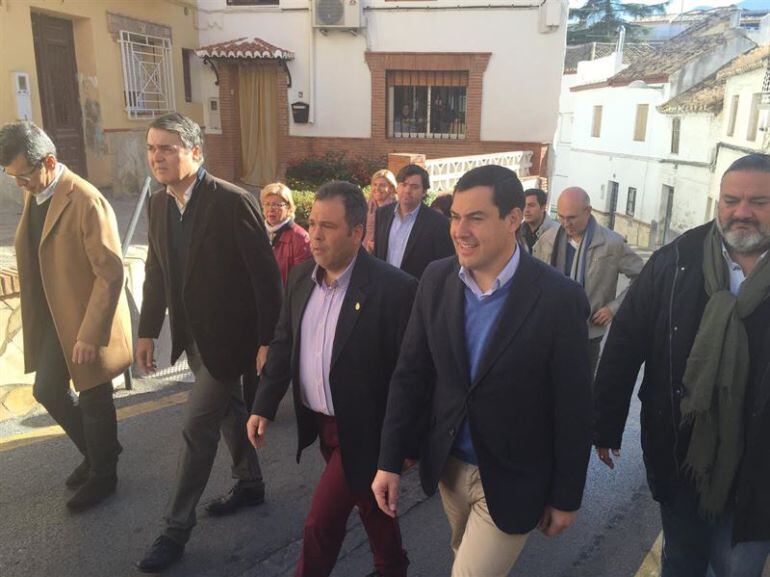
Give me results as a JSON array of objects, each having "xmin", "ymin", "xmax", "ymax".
[
  {"xmin": 387, "ymin": 70, "xmax": 468, "ymax": 139},
  {"xmin": 119, "ymin": 30, "xmax": 175, "ymax": 119}
]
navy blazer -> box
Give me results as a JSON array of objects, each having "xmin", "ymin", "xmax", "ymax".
[
  {"xmin": 379, "ymin": 250, "xmax": 593, "ymax": 534},
  {"xmin": 373, "ymin": 202, "xmax": 454, "ymax": 279},
  {"xmin": 254, "ymin": 249, "xmax": 418, "ymax": 490}
]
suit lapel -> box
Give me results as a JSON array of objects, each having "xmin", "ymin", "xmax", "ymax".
[
  {"xmin": 40, "ymin": 170, "xmax": 73, "ymax": 246},
  {"xmin": 184, "ymin": 174, "xmax": 215, "ymax": 283},
  {"xmin": 291, "ymin": 269, "xmax": 316, "ymax": 360},
  {"xmin": 331, "ymin": 249, "xmax": 370, "ymax": 369},
  {"xmin": 445, "ymin": 260, "xmax": 472, "ymax": 386},
  {"xmin": 14, "ymin": 192, "xmax": 33, "ymax": 278},
  {"xmin": 401, "ymin": 203, "xmax": 426, "ymax": 266},
  {"xmin": 469, "ymin": 251, "xmax": 542, "ymax": 391}
]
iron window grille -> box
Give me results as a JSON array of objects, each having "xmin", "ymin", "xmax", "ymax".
[
  {"xmin": 387, "ymin": 70, "xmax": 467, "ymax": 140},
  {"xmin": 119, "ymin": 30, "xmax": 175, "ymax": 119}
]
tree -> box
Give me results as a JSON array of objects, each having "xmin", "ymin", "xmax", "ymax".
[{"xmin": 568, "ymin": 0, "xmax": 669, "ymax": 45}]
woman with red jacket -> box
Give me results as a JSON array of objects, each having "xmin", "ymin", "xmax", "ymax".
[{"xmin": 260, "ymin": 183, "xmax": 311, "ymax": 286}]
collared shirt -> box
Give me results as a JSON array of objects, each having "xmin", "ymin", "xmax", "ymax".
[
  {"xmin": 459, "ymin": 246, "xmax": 520, "ymax": 300},
  {"xmin": 298, "ymin": 254, "xmax": 358, "ymax": 416},
  {"xmin": 452, "ymin": 248, "xmax": 520, "ymax": 465},
  {"xmin": 721, "ymin": 243, "xmax": 769, "ymax": 296},
  {"xmin": 166, "ymin": 167, "xmax": 204, "ymax": 215},
  {"xmin": 387, "ymin": 203, "xmax": 420, "ymax": 268},
  {"xmin": 35, "ymin": 162, "xmax": 65, "ymax": 205}
]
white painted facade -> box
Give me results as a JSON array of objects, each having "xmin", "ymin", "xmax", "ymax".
[
  {"xmin": 195, "ymin": 0, "xmax": 569, "ymax": 143},
  {"xmin": 551, "ymin": 28, "xmax": 760, "ymax": 246}
]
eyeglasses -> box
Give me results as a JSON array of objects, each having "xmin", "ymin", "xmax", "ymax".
[
  {"xmin": 1, "ymin": 163, "xmax": 41, "ymax": 184},
  {"xmin": 263, "ymin": 202, "xmax": 288, "ymax": 210}
]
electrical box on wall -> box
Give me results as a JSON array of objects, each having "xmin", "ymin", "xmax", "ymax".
[
  {"xmin": 13, "ymin": 72, "xmax": 32, "ymax": 120},
  {"xmin": 206, "ymin": 97, "xmax": 221, "ymax": 134}
]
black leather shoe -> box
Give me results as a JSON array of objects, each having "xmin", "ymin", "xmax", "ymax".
[
  {"xmin": 66, "ymin": 475, "xmax": 116, "ymax": 512},
  {"xmin": 65, "ymin": 458, "xmax": 90, "ymax": 489},
  {"xmin": 136, "ymin": 536, "xmax": 184, "ymax": 573},
  {"xmin": 205, "ymin": 483, "xmax": 265, "ymax": 516}
]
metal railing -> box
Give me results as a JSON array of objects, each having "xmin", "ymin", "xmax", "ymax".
[{"xmin": 425, "ymin": 150, "xmax": 534, "ymax": 193}]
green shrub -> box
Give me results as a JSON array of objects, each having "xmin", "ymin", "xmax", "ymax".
[
  {"xmin": 285, "ymin": 151, "xmax": 386, "ymax": 190},
  {"xmin": 292, "ymin": 190, "xmax": 315, "ymax": 230}
]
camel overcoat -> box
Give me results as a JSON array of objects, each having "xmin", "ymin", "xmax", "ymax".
[{"xmin": 14, "ymin": 168, "xmax": 132, "ymax": 391}]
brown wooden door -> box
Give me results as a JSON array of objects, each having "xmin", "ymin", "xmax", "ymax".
[{"xmin": 32, "ymin": 13, "xmax": 87, "ymax": 177}]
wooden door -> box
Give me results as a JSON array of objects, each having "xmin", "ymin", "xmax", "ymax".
[{"xmin": 31, "ymin": 13, "xmax": 87, "ymax": 177}]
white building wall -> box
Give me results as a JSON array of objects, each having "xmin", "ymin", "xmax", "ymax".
[{"xmin": 196, "ymin": 0, "xmax": 568, "ymax": 142}]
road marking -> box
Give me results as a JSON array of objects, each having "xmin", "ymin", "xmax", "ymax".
[
  {"xmin": 635, "ymin": 532, "xmax": 663, "ymax": 577},
  {"xmin": 0, "ymin": 391, "xmax": 189, "ymax": 453}
]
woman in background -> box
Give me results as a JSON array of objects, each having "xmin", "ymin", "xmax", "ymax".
[
  {"xmin": 260, "ymin": 182, "xmax": 311, "ymax": 286},
  {"xmin": 364, "ymin": 169, "xmax": 397, "ymax": 253}
]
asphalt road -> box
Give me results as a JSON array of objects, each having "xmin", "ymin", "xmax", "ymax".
[{"xmin": 0, "ymin": 372, "xmax": 673, "ymax": 577}]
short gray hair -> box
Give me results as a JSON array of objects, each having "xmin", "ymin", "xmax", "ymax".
[
  {"xmin": 147, "ymin": 112, "xmax": 204, "ymax": 162},
  {"xmin": 0, "ymin": 121, "xmax": 57, "ymax": 167}
]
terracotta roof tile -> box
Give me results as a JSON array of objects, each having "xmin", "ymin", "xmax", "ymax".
[
  {"xmin": 197, "ymin": 37, "xmax": 294, "ymax": 60},
  {"xmin": 563, "ymin": 42, "xmax": 657, "ymax": 74}
]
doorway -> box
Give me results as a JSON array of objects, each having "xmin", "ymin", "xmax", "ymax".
[
  {"xmin": 607, "ymin": 180, "xmax": 619, "ymax": 230},
  {"xmin": 31, "ymin": 13, "xmax": 88, "ymax": 177}
]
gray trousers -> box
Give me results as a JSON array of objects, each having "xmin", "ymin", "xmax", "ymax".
[{"xmin": 164, "ymin": 341, "xmax": 263, "ymax": 544}]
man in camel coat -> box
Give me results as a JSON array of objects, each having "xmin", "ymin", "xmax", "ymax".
[{"xmin": 1, "ymin": 121, "xmax": 131, "ymax": 512}]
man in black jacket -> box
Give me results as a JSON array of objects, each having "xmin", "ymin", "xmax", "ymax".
[
  {"xmin": 248, "ymin": 181, "xmax": 416, "ymax": 577},
  {"xmin": 373, "ymin": 164, "xmax": 454, "ymax": 279},
  {"xmin": 372, "ymin": 165, "xmax": 593, "ymax": 577},
  {"xmin": 594, "ymin": 154, "xmax": 770, "ymax": 577},
  {"xmin": 135, "ymin": 113, "xmax": 283, "ymax": 572}
]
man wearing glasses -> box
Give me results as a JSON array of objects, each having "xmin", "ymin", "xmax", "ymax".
[{"xmin": 0, "ymin": 121, "xmax": 132, "ymax": 512}]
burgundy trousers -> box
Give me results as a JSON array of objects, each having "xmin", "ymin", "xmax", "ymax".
[{"xmin": 294, "ymin": 414, "xmax": 409, "ymax": 577}]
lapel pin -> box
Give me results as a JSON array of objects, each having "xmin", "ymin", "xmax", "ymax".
[{"xmin": 355, "ymin": 302, "xmax": 361, "ymax": 311}]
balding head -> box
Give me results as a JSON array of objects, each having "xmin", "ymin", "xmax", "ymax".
[{"xmin": 557, "ymin": 186, "xmax": 592, "ymax": 240}]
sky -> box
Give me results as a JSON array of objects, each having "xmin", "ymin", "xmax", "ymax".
[{"xmin": 568, "ymin": 0, "xmax": 770, "ymax": 14}]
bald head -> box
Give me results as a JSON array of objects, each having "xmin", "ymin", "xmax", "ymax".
[{"xmin": 557, "ymin": 186, "xmax": 592, "ymax": 241}]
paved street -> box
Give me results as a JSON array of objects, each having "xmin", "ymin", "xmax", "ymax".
[{"xmin": 0, "ymin": 372, "xmax": 670, "ymax": 577}]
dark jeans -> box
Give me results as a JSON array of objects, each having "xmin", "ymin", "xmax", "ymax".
[
  {"xmin": 32, "ymin": 320, "xmax": 119, "ymax": 477},
  {"xmin": 660, "ymin": 483, "xmax": 770, "ymax": 577}
]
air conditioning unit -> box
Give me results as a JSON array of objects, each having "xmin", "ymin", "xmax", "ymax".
[{"xmin": 312, "ymin": 0, "xmax": 361, "ymax": 29}]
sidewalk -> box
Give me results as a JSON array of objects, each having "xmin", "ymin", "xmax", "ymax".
[{"xmin": 0, "ymin": 193, "xmax": 177, "ymax": 426}]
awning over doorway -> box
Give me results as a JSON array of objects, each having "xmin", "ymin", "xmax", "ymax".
[{"xmin": 196, "ymin": 37, "xmax": 294, "ymax": 61}]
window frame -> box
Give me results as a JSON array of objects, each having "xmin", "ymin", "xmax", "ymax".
[
  {"xmin": 626, "ymin": 186, "xmax": 637, "ymax": 217},
  {"xmin": 591, "ymin": 105, "xmax": 603, "ymax": 138},
  {"xmin": 386, "ymin": 70, "xmax": 468, "ymax": 140},
  {"xmin": 634, "ymin": 104, "xmax": 649, "ymax": 142},
  {"xmin": 118, "ymin": 30, "xmax": 175, "ymax": 119},
  {"xmin": 671, "ymin": 117, "xmax": 681, "ymax": 154},
  {"xmin": 747, "ymin": 93, "xmax": 761, "ymax": 142},
  {"xmin": 727, "ymin": 94, "xmax": 740, "ymax": 137}
]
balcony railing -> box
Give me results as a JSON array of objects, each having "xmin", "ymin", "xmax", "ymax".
[{"xmin": 425, "ymin": 150, "xmax": 535, "ymax": 193}]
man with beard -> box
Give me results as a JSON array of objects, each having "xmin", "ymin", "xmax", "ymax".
[{"xmin": 594, "ymin": 154, "xmax": 770, "ymax": 576}]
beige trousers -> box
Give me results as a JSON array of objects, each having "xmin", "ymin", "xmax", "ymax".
[{"xmin": 438, "ymin": 456, "xmax": 529, "ymax": 577}]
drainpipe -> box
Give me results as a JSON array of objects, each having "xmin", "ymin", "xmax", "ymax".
[{"xmin": 615, "ymin": 26, "xmax": 626, "ymax": 72}]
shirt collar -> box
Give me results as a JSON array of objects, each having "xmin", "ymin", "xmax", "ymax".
[
  {"xmin": 721, "ymin": 241, "xmax": 769, "ymax": 272},
  {"xmin": 394, "ymin": 202, "xmax": 421, "ymax": 222},
  {"xmin": 166, "ymin": 167, "xmax": 205, "ymax": 212},
  {"xmin": 312, "ymin": 252, "xmax": 358, "ymax": 290},
  {"xmin": 35, "ymin": 163, "xmax": 65, "ymax": 205},
  {"xmin": 458, "ymin": 245, "xmax": 520, "ymax": 300}
]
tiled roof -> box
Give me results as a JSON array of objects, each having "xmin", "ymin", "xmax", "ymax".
[
  {"xmin": 657, "ymin": 72, "xmax": 725, "ymax": 114},
  {"xmin": 657, "ymin": 45, "xmax": 769, "ymax": 114},
  {"xmin": 196, "ymin": 37, "xmax": 294, "ymax": 60},
  {"xmin": 563, "ymin": 42, "xmax": 656, "ymax": 74},
  {"xmin": 609, "ymin": 32, "xmax": 727, "ymax": 85},
  {"xmin": 715, "ymin": 44, "xmax": 770, "ymax": 79}
]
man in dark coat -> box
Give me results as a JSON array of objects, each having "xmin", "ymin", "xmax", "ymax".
[
  {"xmin": 373, "ymin": 164, "xmax": 454, "ymax": 279},
  {"xmin": 594, "ymin": 154, "xmax": 770, "ymax": 577},
  {"xmin": 135, "ymin": 113, "xmax": 282, "ymax": 572},
  {"xmin": 372, "ymin": 165, "xmax": 593, "ymax": 576},
  {"xmin": 249, "ymin": 181, "xmax": 417, "ymax": 577}
]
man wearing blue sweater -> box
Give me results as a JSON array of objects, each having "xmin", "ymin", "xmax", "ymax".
[{"xmin": 372, "ymin": 165, "xmax": 593, "ymax": 576}]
